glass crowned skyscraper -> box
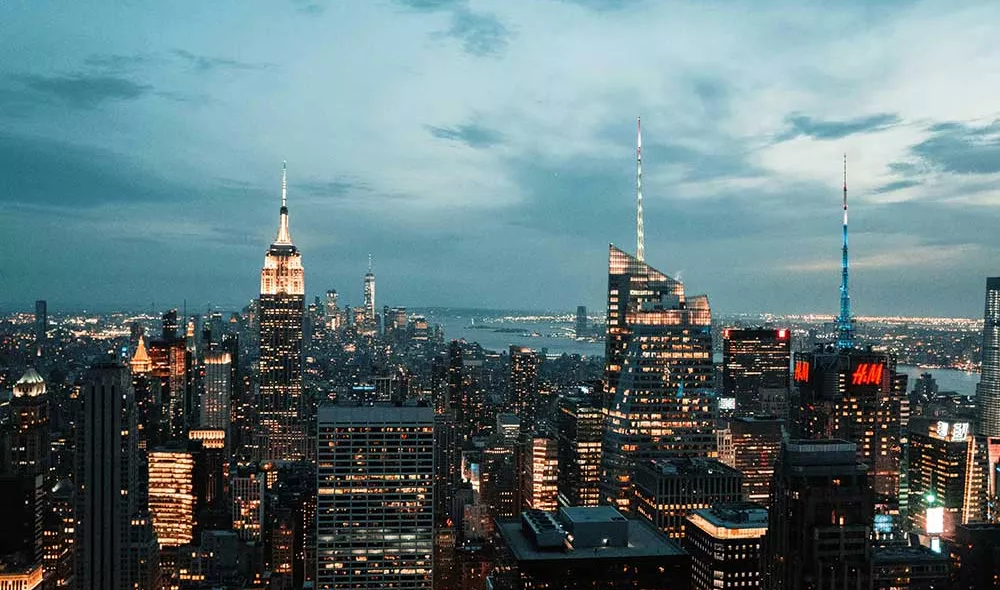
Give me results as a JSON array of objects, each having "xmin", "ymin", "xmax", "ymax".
[{"xmin": 600, "ymin": 245, "xmax": 715, "ymax": 511}]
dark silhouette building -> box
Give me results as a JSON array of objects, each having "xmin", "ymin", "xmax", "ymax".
[
  {"xmin": 722, "ymin": 327, "xmax": 791, "ymax": 418},
  {"xmin": 764, "ymin": 439, "xmax": 872, "ymax": 590}
]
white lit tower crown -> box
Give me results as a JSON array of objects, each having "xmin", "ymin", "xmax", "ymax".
[{"xmin": 258, "ymin": 161, "xmax": 306, "ymax": 462}]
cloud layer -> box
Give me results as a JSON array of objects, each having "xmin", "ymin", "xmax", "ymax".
[{"xmin": 3, "ymin": 1, "xmax": 1000, "ymax": 317}]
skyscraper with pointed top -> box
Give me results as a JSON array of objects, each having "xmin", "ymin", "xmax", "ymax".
[
  {"xmin": 792, "ymin": 158, "xmax": 907, "ymax": 514},
  {"xmin": 600, "ymin": 120, "xmax": 716, "ymax": 511},
  {"xmin": 258, "ymin": 161, "xmax": 306, "ymax": 462},
  {"xmin": 836, "ymin": 154, "xmax": 855, "ymax": 350},
  {"xmin": 363, "ymin": 254, "xmax": 376, "ymax": 335}
]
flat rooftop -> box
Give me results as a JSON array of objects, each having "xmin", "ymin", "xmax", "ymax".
[
  {"xmin": 559, "ymin": 505, "xmax": 627, "ymax": 525},
  {"xmin": 497, "ymin": 518, "xmax": 685, "ymax": 562}
]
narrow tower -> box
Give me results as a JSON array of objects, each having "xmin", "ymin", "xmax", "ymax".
[
  {"xmin": 258, "ymin": 160, "xmax": 305, "ymax": 462},
  {"xmin": 835, "ymin": 154, "xmax": 854, "ymax": 350},
  {"xmin": 363, "ymin": 254, "xmax": 376, "ymax": 334},
  {"xmin": 636, "ymin": 116, "xmax": 645, "ymax": 262}
]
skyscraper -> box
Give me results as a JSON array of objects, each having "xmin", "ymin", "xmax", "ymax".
[
  {"xmin": 600, "ymin": 247, "xmax": 715, "ymax": 510},
  {"xmin": 722, "ymin": 328, "xmax": 791, "ymax": 418},
  {"xmin": 976, "ymin": 277, "xmax": 1000, "ymax": 437},
  {"xmin": 509, "ymin": 346, "xmax": 539, "ymax": 436},
  {"xmin": 556, "ymin": 392, "xmax": 602, "ymax": 507},
  {"xmin": 74, "ymin": 362, "xmax": 140, "ymax": 590},
  {"xmin": 148, "ymin": 446, "xmax": 196, "ymax": 549},
  {"xmin": 521, "ymin": 436, "xmax": 558, "ymax": 512},
  {"xmin": 600, "ymin": 121, "xmax": 715, "ymax": 511},
  {"xmin": 316, "ymin": 405, "xmax": 434, "ymax": 588},
  {"xmin": 574, "ymin": 305, "xmax": 587, "ymax": 338},
  {"xmin": 764, "ymin": 440, "xmax": 873, "ymax": 590},
  {"xmin": 907, "ymin": 417, "xmax": 987, "ymax": 539},
  {"xmin": 791, "ymin": 161, "xmax": 906, "ymax": 505},
  {"xmin": 728, "ymin": 417, "xmax": 784, "ymax": 509},
  {"xmin": 202, "ymin": 351, "xmax": 232, "ymax": 434},
  {"xmin": 259, "ymin": 162, "xmax": 305, "ymax": 462},
  {"xmin": 363, "ymin": 255, "xmax": 376, "ymax": 335}
]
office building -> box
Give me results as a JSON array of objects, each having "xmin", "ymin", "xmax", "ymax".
[
  {"xmin": 575, "ymin": 306, "xmax": 587, "ymax": 338},
  {"xmin": 601, "ymin": 246, "xmax": 715, "ymax": 511},
  {"xmin": 722, "ymin": 328, "xmax": 791, "ymax": 418},
  {"xmin": 907, "ymin": 417, "xmax": 987, "ymax": 539},
  {"xmin": 522, "ymin": 436, "xmax": 558, "ymax": 512},
  {"xmin": 148, "ymin": 311, "xmax": 192, "ymax": 444},
  {"xmin": 362, "ymin": 257, "xmax": 376, "ymax": 335},
  {"xmin": 490, "ymin": 506, "xmax": 690, "ymax": 590},
  {"xmin": 316, "ymin": 405, "xmax": 434, "ymax": 589},
  {"xmin": 202, "ymin": 351, "xmax": 232, "ymax": 433},
  {"xmin": 977, "ymin": 277, "xmax": 1000, "ymax": 437},
  {"xmin": 793, "ymin": 349, "xmax": 907, "ymax": 501},
  {"xmin": 685, "ymin": 503, "xmax": 767, "ymax": 590},
  {"xmin": 633, "ymin": 458, "xmax": 743, "ymax": 539},
  {"xmin": 556, "ymin": 393, "xmax": 602, "ymax": 507},
  {"xmin": 510, "ymin": 346, "xmax": 539, "ymax": 436},
  {"xmin": 148, "ymin": 446, "xmax": 195, "ymax": 548},
  {"xmin": 259, "ymin": 162, "xmax": 306, "ymax": 462},
  {"xmin": 232, "ymin": 468, "xmax": 265, "ymax": 542},
  {"xmin": 764, "ymin": 440, "xmax": 873, "ymax": 590},
  {"xmin": 481, "ymin": 441, "xmax": 521, "ymax": 523},
  {"xmin": 74, "ymin": 363, "xmax": 141, "ymax": 590},
  {"xmin": 729, "ymin": 417, "xmax": 784, "ymax": 508}
]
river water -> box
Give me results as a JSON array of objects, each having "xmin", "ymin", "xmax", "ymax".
[{"xmin": 422, "ymin": 309, "xmax": 982, "ymax": 396}]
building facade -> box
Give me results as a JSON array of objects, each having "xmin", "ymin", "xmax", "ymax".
[
  {"xmin": 764, "ymin": 440, "xmax": 873, "ymax": 590},
  {"xmin": 685, "ymin": 504, "xmax": 767, "ymax": 590},
  {"xmin": 722, "ymin": 328, "xmax": 791, "ymax": 418},
  {"xmin": 316, "ymin": 405, "xmax": 434, "ymax": 589},
  {"xmin": 601, "ymin": 246, "xmax": 715, "ymax": 511},
  {"xmin": 633, "ymin": 458, "xmax": 743, "ymax": 540}
]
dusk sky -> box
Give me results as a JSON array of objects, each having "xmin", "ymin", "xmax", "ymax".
[{"xmin": 3, "ymin": 1, "xmax": 1000, "ymax": 316}]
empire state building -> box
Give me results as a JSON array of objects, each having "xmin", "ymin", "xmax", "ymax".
[{"xmin": 259, "ymin": 162, "xmax": 305, "ymax": 462}]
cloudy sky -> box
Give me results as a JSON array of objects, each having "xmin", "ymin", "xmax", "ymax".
[{"xmin": 2, "ymin": 0, "xmax": 1000, "ymax": 316}]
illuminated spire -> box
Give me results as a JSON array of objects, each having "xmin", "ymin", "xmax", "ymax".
[
  {"xmin": 836, "ymin": 153, "xmax": 855, "ymax": 350},
  {"xmin": 275, "ymin": 160, "xmax": 293, "ymax": 245},
  {"xmin": 131, "ymin": 334, "xmax": 152, "ymax": 374},
  {"xmin": 636, "ymin": 116, "xmax": 645, "ymax": 262},
  {"xmin": 368, "ymin": 253, "xmax": 373, "ymax": 275}
]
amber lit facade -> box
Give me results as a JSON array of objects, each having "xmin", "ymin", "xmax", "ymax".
[
  {"xmin": 522, "ymin": 437, "xmax": 558, "ymax": 512},
  {"xmin": 601, "ymin": 245, "xmax": 715, "ymax": 511},
  {"xmin": 259, "ymin": 165, "xmax": 305, "ymax": 462},
  {"xmin": 148, "ymin": 448, "xmax": 195, "ymax": 548}
]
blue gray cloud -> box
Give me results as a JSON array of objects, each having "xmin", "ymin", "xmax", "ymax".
[
  {"xmin": 172, "ymin": 50, "xmax": 269, "ymax": 73},
  {"xmin": 426, "ymin": 123, "xmax": 504, "ymax": 148},
  {"xmin": 777, "ymin": 113, "xmax": 900, "ymax": 141},
  {"xmin": 911, "ymin": 119, "xmax": 1000, "ymax": 174},
  {"xmin": 13, "ymin": 73, "xmax": 151, "ymax": 108}
]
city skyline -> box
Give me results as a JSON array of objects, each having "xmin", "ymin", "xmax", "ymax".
[{"xmin": 4, "ymin": 2, "xmax": 1000, "ymax": 316}]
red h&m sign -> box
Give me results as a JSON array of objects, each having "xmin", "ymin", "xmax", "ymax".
[
  {"xmin": 851, "ymin": 363, "xmax": 883, "ymax": 386},
  {"xmin": 793, "ymin": 361, "xmax": 810, "ymax": 382}
]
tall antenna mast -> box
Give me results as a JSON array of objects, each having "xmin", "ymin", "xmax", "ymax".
[
  {"xmin": 281, "ymin": 160, "xmax": 287, "ymax": 208},
  {"xmin": 636, "ymin": 116, "xmax": 644, "ymax": 262},
  {"xmin": 836, "ymin": 153, "xmax": 855, "ymax": 350}
]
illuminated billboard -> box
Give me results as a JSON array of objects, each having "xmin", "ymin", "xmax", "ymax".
[{"xmin": 926, "ymin": 506, "xmax": 944, "ymax": 535}]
